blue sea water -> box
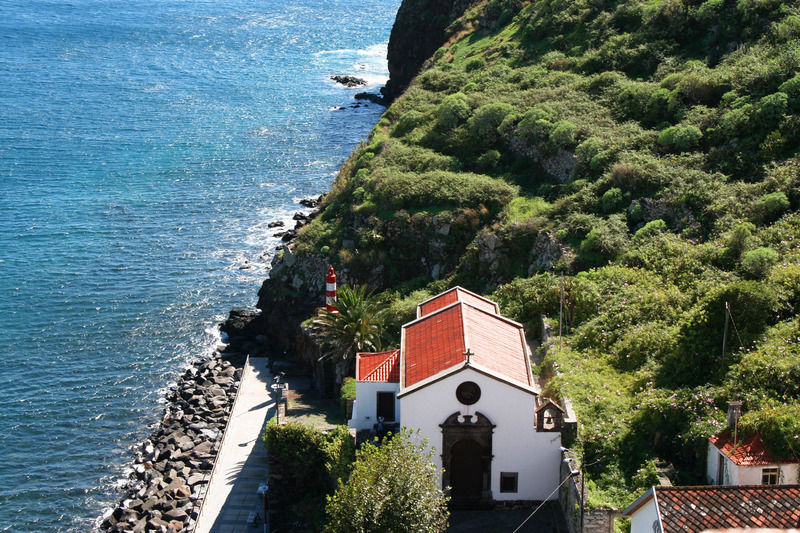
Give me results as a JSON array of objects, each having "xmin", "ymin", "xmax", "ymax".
[{"xmin": 0, "ymin": 1, "xmax": 400, "ymax": 530}]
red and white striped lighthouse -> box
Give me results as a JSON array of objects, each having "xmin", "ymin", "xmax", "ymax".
[{"xmin": 325, "ymin": 265, "xmax": 337, "ymax": 312}]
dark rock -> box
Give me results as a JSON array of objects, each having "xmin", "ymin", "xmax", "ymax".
[
  {"xmin": 267, "ymin": 220, "xmax": 285, "ymax": 228},
  {"xmin": 330, "ymin": 74, "xmax": 367, "ymax": 87},
  {"xmin": 280, "ymin": 229, "xmax": 297, "ymax": 242},
  {"xmin": 219, "ymin": 309, "xmax": 264, "ymax": 342},
  {"xmin": 299, "ymin": 196, "xmax": 320, "ymax": 208},
  {"xmin": 163, "ymin": 507, "xmax": 188, "ymax": 522},
  {"xmin": 354, "ymin": 91, "xmax": 386, "ymax": 105},
  {"xmin": 193, "ymin": 441, "xmax": 213, "ymax": 458},
  {"xmin": 383, "ymin": 0, "xmax": 472, "ymax": 102}
]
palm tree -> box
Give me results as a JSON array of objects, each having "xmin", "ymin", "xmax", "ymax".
[{"xmin": 312, "ymin": 284, "xmax": 386, "ymax": 384}]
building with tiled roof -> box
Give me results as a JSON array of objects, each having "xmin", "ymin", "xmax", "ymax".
[
  {"xmin": 416, "ymin": 286, "xmax": 500, "ymax": 318},
  {"xmin": 348, "ymin": 287, "xmax": 574, "ymax": 505},
  {"xmin": 348, "ymin": 350, "xmax": 401, "ymax": 431},
  {"xmin": 707, "ymin": 430, "xmax": 799, "ymax": 486},
  {"xmin": 706, "ymin": 402, "xmax": 799, "ymax": 486},
  {"xmin": 624, "ymin": 485, "xmax": 800, "ymax": 533}
]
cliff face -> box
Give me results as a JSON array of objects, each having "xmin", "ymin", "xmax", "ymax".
[
  {"xmin": 258, "ymin": 0, "xmax": 800, "ymax": 508},
  {"xmin": 381, "ymin": 0, "xmax": 473, "ymax": 101}
]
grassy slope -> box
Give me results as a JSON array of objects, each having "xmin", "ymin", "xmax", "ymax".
[{"xmin": 293, "ymin": 0, "xmax": 800, "ymax": 507}]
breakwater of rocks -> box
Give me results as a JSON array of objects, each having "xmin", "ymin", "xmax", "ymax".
[{"xmin": 98, "ymin": 356, "xmax": 243, "ymax": 532}]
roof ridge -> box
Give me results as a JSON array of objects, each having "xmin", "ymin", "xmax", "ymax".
[{"xmin": 657, "ymin": 484, "xmax": 800, "ymax": 491}]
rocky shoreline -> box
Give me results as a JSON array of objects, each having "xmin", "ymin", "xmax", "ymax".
[
  {"xmin": 97, "ymin": 197, "xmax": 320, "ymax": 533},
  {"xmin": 98, "ymin": 356, "xmax": 243, "ymax": 532}
]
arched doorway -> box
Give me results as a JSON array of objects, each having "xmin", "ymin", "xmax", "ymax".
[{"xmin": 440, "ymin": 412, "xmax": 494, "ymax": 507}]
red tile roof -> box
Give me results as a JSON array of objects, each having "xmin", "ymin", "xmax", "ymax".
[
  {"xmin": 417, "ymin": 287, "xmax": 499, "ymax": 318},
  {"xmin": 356, "ymin": 349, "xmax": 400, "ymax": 383},
  {"xmin": 652, "ymin": 485, "xmax": 800, "ymax": 532},
  {"xmin": 402, "ymin": 299, "xmax": 530, "ymax": 389},
  {"xmin": 710, "ymin": 430, "xmax": 800, "ymax": 466}
]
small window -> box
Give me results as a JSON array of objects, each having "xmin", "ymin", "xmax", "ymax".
[
  {"xmin": 762, "ymin": 467, "xmax": 779, "ymax": 485},
  {"xmin": 500, "ymin": 472, "xmax": 518, "ymax": 493}
]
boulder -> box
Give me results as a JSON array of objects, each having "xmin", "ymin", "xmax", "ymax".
[
  {"xmin": 163, "ymin": 507, "xmax": 188, "ymax": 523},
  {"xmin": 330, "ymin": 74, "xmax": 367, "ymax": 87}
]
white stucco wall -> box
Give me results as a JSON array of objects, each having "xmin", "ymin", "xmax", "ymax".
[
  {"xmin": 399, "ymin": 367, "xmax": 562, "ymax": 501},
  {"xmin": 348, "ymin": 381, "xmax": 400, "ymax": 431},
  {"xmin": 707, "ymin": 445, "xmax": 730, "ymax": 485},
  {"xmin": 628, "ymin": 494, "xmax": 660, "ymax": 533},
  {"xmin": 736, "ymin": 463, "xmax": 799, "ymax": 485},
  {"xmin": 706, "ymin": 443, "xmax": 799, "ymax": 485}
]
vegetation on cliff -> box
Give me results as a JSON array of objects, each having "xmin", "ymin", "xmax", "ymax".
[{"xmin": 266, "ymin": 0, "xmax": 800, "ymax": 508}]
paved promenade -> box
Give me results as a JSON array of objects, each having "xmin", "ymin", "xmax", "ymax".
[{"xmin": 194, "ymin": 356, "xmax": 273, "ymax": 533}]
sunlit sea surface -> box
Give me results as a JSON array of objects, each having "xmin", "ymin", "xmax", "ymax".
[{"xmin": 0, "ymin": 1, "xmax": 399, "ymax": 530}]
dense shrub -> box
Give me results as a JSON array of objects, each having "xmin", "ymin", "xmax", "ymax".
[
  {"xmin": 578, "ymin": 214, "xmax": 630, "ymax": 266},
  {"xmin": 662, "ymin": 281, "xmax": 781, "ymax": 386},
  {"xmin": 517, "ymin": 106, "xmax": 552, "ymax": 143},
  {"xmin": 657, "ymin": 125, "xmax": 702, "ymax": 152},
  {"xmin": 754, "ymin": 191, "xmax": 790, "ymax": 224},
  {"xmin": 741, "ymin": 246, "xmax": 779, "ymax": 279},
  {"xmin": 372, "ymin": 170, "xmax": 518, "ymax": 211},
  {"xmin": 756, "ymin": 92, "xmax": 788, "ymax": 128},
  {"xmin": 492, "ymin": 274, "xmax": 561, "ymax": 335},
  {"xmin": 549, "ymin": 120, "xmax": 578, "ymax": 147},
  {"xmin": 324, "ymin": 430, "xmax": 449, "ymax": 533},
  {"xmin": 725, "ymin": 317, "xmax": 800, "ymax": 406},
  {"xmin": 392, "ymin": 110, "xmax": 427, "ymax": 137},
  {"xmin": 263, "ymin": 421, "xmax": 356, "ymax": 530},
  {"xmin": 600, "ymin": 187, "xmax": 626, "ymax": 213},
  {"xmin": 737, "ymin": 403, "xmax": 800, "ymax": 458},
  {"xmin": 435, "ymin": 93, "xmax": 472, "ymax": 130},
  {"xmin": 467, "ymin": 102, "xmax": 515, "ymax": 146},
  {"xmin": 779, "ymin": 74, "xmax": 800, "ymax": 111},
  {"xmin": 633, "ymin": 219, "xmax": 667, "ymax": 240}
]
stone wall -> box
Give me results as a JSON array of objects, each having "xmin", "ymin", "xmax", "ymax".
[{"xmin": 559, "ymin": 450, "xmax": 622, "ymax": 533}]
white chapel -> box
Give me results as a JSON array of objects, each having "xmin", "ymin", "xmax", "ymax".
[{"xmin": 348, "ymin": 287, "xmax": 573, "ymax": 505}]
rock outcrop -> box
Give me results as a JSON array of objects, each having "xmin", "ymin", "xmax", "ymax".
[
  {"xmin": 330, "ymin": 75, "xmax": 367, "ymax": 87},
  {"xmin": 381, "ymin": 0, "xmax": 475, "ymax": 102}
]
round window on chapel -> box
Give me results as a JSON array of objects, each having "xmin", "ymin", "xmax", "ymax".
[{"xmin": 456, "ymin": 381, "xmax": 481, "ymax": 405}]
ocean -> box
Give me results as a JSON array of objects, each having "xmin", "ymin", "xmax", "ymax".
[{"xmin": 0, "ymin": 0, "xmax": 400, "ymax": 530}]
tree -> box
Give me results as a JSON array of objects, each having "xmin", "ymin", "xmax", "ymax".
[
  {"xmin": 312, "ymin": 284, "xmax": 386, "ymax": 382},
  {"xmin": 324, "ymin": 429, "xmax": 449, "ymax": 533}
]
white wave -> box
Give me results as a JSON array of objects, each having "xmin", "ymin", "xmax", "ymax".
[
  {"xmin": 358, "ymin": 42, "xmax": 388, "ymax": 57},
  {"xmin": 143, "ymin": 83, "xmax": 169, "ymax": 92},
  {"xmin": 314, "ymin": 48, "xmax": 358, "ymax": 56}
]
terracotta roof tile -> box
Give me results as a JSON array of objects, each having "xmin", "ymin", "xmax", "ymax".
[
  {"xmin": 655, "ymin": 485, "xmax": 800, "ymax": 533},
  {"xmin": 403, "ymin": 298, "xmax": 530, "ymax": 388},
  {"xmin": 462, "ymin": 304, "xmax": 530, "ymax": 387},
  {"xmin": 418, "ymin": 287, "xmax": 499, "ymax": 317},
  {"xmin": 357, "ymin": 349, "xmax": 400, "ymax": 382},
  {"xmin": 405, "ymin": 304, "xmax": 466, "ymax": 387},
  {"xmin": 710, "ymin": 430, "xmax": 800, "ymax": 466}
]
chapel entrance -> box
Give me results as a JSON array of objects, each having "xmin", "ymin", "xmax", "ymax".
[
  {"xmin": 441, "ymin": 412, "xmax": 494, "ymax": 507},
  {"xmin": 450, "ymin": 439, "xmax": 483, "ymax": 499}
]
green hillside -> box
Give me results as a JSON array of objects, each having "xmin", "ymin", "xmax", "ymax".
[{"xmin": 278, "ymin": 0, "xmax": 800, "ymax": 508}]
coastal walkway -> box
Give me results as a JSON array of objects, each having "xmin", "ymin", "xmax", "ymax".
[{"xmin": 194, "ymin": 356, "xmax": 273, "ymax": 533}]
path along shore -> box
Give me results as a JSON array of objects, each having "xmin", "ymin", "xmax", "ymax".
[{"xmin": 98, "ymin": 356, "xmax": 243, "ymax": 532}]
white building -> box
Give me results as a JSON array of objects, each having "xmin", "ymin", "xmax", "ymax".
[
  {"xmin": 707, "ymin": 430, "xmax": 799, "ymax": 486},
  {"xmin": 349, "ymin": 287, "xmax": 571, "ymax": 505},
  {"xmin": 706, "ymin": 400, "xmax": 799, "ymax": 486},
  {"xmin": 348, "ymin": 349, "xmax": 400, "ymax": 431}
]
